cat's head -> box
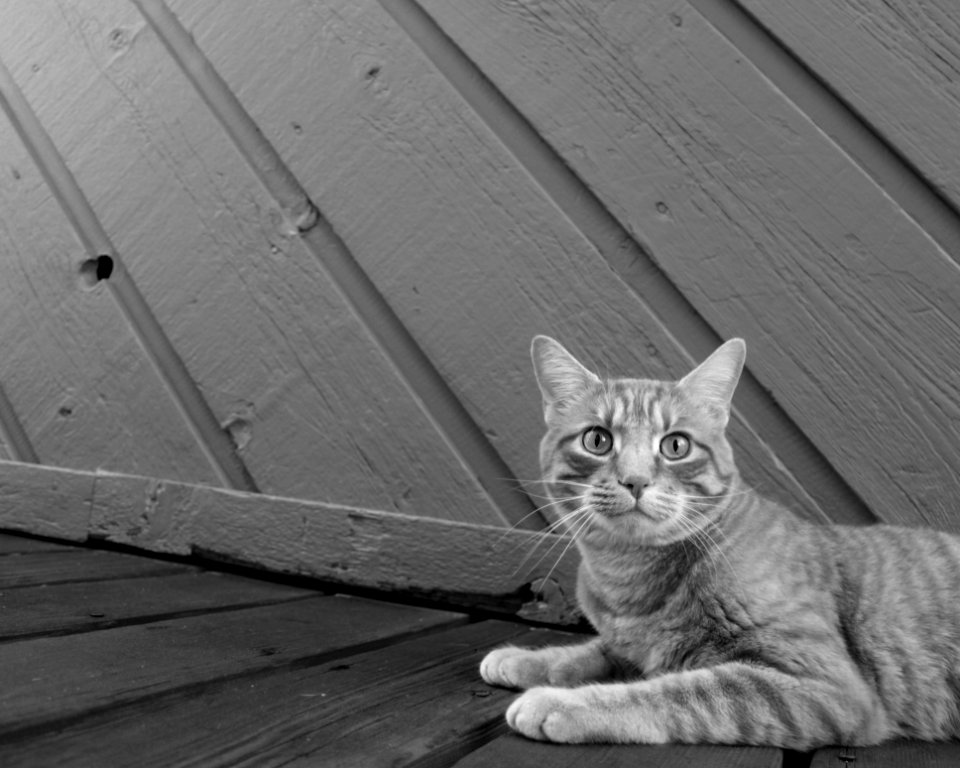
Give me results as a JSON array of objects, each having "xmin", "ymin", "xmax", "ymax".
[{"xmin": 532, "ymin": 335, "xmax": 745, "ymax": 548}]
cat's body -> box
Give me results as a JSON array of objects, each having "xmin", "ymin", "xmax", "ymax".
[{"xmin": 480, "ymin": 336, "xmax": 960, "ymax": 749}]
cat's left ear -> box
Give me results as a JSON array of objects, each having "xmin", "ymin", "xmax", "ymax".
[
  {"xmin": 531, "ymin": 335, "xmax": 600, "ymax": 420},
  {"xmin": 676, "ymin": 339, "xmax": 745, "ymax": 424}
]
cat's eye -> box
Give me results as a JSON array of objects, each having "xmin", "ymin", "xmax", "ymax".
[
  {"xmin": 581, "ymin": 427, "xmax": 613, "ymax": 455},
  {"xmin": 660, "ymin": 433, "xmax": 690, "ymax": 460}
]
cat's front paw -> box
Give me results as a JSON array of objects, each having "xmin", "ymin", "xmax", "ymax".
[
  {"xmin": 506, "ymin": 686, "xmax": 594, "ymax": 742},
  {"xmin": 480, "ymin": 646, "xmax": 551, "ymax": 689}
]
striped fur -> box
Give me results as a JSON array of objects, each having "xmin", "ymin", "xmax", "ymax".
[{"xmin": 480, "ymin": 336, "xmax": 960, "ymax": 749}]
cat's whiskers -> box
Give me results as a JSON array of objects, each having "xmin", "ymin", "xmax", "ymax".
[
  {"xmin": 494, "ymin": 493, "xmax": 589, "ymax": 550},
  {"xmin": 513, "ymin": 502, "xmax": 594, "ymax": 577},
  {"xmin": 538, "ymin": 505, "xmax": 595, "ymax": 588},
  {"xmin": 670, "ymin": 497, "xmax": 749, "ymax": 603},
  {"xmin": 669, "ymin": 508, "xmax": 723, "ymax": 585}
]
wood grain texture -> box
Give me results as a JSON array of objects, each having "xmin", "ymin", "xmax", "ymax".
[
  {"xmin": 0, "ymin": 0, "xmax": 504, "ymax": 524},
  {"xmin": 453, "ymin": 735, "xmax": 783, "ymax": 768},
  {"xmin": 0, "ymin": 594, "xmax": 461, "ymax": 737},
  {"xmin": 3, "ymin": 622, "xmax": 563, "ymax": 768},
  {"xmin": 0, "ymin": 570, "xmax": 313, "ymax": 641},
  {"xmin": 133, "ymin": 0, "xmax": 538, "ymax": 530},
  {"xmin": 0, "ymin": 51, "xmax": 255, "ymax": 492},
  {"xmin": 0, "ymin": 549, "xmax": 190, "ymax": 590},
  {"xmin": 0, "ymin": 113, "xmax": 216, "ymax": 482},
  {"xmin": 0, "ymin": 461, "xmax": 581, "ymax": 623},
  {"xmin": 811, "ymin": 742, "xmax": 960, "ymax": 767},
  {"xmin": 165, "ymin": 0, "xmax": 826, "ymax": 523},
  {"xmin": 737, "ymin": 0, "xmax": 960, "ymax": 212},
  {"xmin": 418, "ymin": 0, "xmax": 960, "ymax": 530},
  {"xmin": 88, "ymin": 468, "xmax": 581, "ymax": 623},
  {"xmin": 0, "ymin": 462, "xmax": 93, "ymax": 540}
]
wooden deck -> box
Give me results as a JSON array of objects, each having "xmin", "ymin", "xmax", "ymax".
[{"xmin": 1, "ymin": 530, "xmax": 956, "ymax": 768}]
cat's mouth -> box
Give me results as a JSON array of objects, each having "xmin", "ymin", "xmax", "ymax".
[{"xmin": 598, "ymin": 497, "xmax": 667, "ymax": 523}]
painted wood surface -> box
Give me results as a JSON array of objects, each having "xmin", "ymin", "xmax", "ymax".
[
  {"xmin": 811, "ymin": 742, "xmax": 960, "ymax": 768},
  {"xmin": 0, "ymin": 461, "xmax": 581, "ymax": 623},
  {"xmin": 418, "ymin": 0, "xmax": 960, "ymax": 531},
  {"xmin": 164, "ymin": 0, "xmax": 831, "ymax": 525},
  {"xmin": 0, "ymin": 569, "xmax": 314, "ymax": 642},
  {"xmin": 0, "ymin": 549, "xmax": 187, "ymax": 590},
  {"xmin": 0, "ymin": 0, "xmax": 506, "ymax": 525},
  {"xmin": 1, "ymin": 593, "xmax": 459, "ymax": 737},
  {"xmin": 4, "ymin": 619, "xmax": 540, "ymax": 768},
  {"xmin": 0, "ymin": 114, "xmax": 216, "ymax": 482},
  {"xmin": 453, "ymin": 737, "xmax": 783, "ymax": 768},
  {"xmin": 0, "ymin": 459, "xmax": 94, "ymax": 540},
  {"xmin": 1, "ymin": 0, "xmax": 959, "ymax": 591},
  {"xmin": 737, "ymin": 0, "xmax": 960, "ymax": 212}
]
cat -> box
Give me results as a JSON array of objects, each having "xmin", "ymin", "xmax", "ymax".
[{"xmin": 480, "ymin": 334, "xmax": 960, "ymax": 750}]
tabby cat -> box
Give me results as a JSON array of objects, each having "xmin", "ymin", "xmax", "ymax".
[{"xmin": 480, "ymin": 335, "xmax": 960, "ymax": 749}]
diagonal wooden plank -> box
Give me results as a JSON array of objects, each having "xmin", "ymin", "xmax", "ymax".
[
  {"xmin": 735, "ymin": 0, "xmax": 960, "ymax": 216},
  {"xmin": 0, "ymin": 570, "xmax": 315, "ymax": 641},
  {"xmin": 3, "ymin": 621, "xmax": 570, "ymax": 767},
  {"xmin": 811, "ymin": 742, "xmax": 960, "ymax": 768},
  {"xmin": 452, "ymin": 736, "xmax": 783, "ymax": 768},
  {"xmin": 0, "ymin": 49, "xmax": 255, "ymax": 491},
  {"xmin": 0, "ymin": 0, "xmax": 508, "ymax": 525},
  {"xmin": 162, "ymin": 0, "xmax": 827, "ymax": 525},
  {"xmin": 0, "ymin": 107, "xmax": 218, "ymax": 484},
  {"xmin": 0, "ymin": 549, "xmax": 192, "ymax": 590},
  {"xmin": 415, "ymin": 0, "xmax": 960, "ymax": 530},
  {"xmin": 0, "ymin": 594, "xmax": 464, "ymax": 738}
]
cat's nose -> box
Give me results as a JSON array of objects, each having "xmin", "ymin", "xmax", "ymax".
[{"xmin": 618, "ymin": 476, "xmax": 650, "ymax": 500}]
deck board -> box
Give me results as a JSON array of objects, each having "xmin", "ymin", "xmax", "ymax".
[
  {"xmin": 451, "ymin": 736, "xmax": 784, "ymax": 767},
  {"xmin": 0, "ymin": 548, "xmax": 193, "ymax": 589},
  {"xmin": 0, "ymin": 594, "xmax": 462, "ymax": 738},
  {"xmin": 2, "ymin": 530, "xmax": 949, "ymax": 766},
  {"xmin": 4, "ymin": 621, "xmax": 559, "ymax": 767},
  {"xmin": 811, "ymin": 742, "xmax": 960, "ymax": 767},
  {"xmin": 0, "ymin": 570, "xmax": 314, "ymax": 642}
]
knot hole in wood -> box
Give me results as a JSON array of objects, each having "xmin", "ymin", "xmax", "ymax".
[{"xmin": 79, "ymin": 255, "xmax": 114, "ymax": 290}]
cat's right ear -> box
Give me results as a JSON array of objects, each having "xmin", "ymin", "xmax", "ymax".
[{"xmin": 531, "ymin": 335, "xmax": 600, "ymax": 420}]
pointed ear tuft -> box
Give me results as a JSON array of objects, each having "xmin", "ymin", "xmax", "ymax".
[
  {"xmin": 531, "ymin": 335, "xmax": 600, "ymax": 418},
  {"xmin": 676, "ymin": 338, "xmax": 745, "ymax": 423}
]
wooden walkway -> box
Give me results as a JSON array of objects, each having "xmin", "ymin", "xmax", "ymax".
[{"xmin": 0, "ymin": 531, "xmax": 955, "ymax": 768}]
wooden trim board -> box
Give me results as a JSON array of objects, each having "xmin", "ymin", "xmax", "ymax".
[{"xmin": 0, "ymin": 460, "xmax": 580, "ymax": 624}]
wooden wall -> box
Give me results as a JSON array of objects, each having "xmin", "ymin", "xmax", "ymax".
[{"xmin": 1, "ymin": 0, "xmax": 959, "ymax": 617}]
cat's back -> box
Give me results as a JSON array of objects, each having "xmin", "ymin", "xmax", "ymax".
[
  {"xmin": 827, "ymin": 520, "xmax": 960, "ymax": 627},
  {"xmin": 817, "ymin": 520, "xmax": 960, "ymax": 739}
]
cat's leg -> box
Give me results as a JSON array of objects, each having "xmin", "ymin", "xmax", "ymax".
[
  {"xmin": 505, "ymin": 661, "xmax": 888, "ymax": 750},
  {"xmin": 481, "ymin": 637, "xmax": 616, "ymax": 689}
]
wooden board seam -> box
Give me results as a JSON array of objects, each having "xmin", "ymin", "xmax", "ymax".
[
  {"xmin": 0, "ymin": 594, "xmax": 463, "ymax": 743},
  {"xmin": 384, "ymin": 0, "xmax": 875, "ymax": 527},
  {"xmin": 0, "ymin": 53, "xmax": 257, "ymax": 492},
  {"xmin": 0, "ymin": 380, "xmax": 37, "ymax": 464},
  {"xmin": 1, "ymin": 579, "xmax": 323, "ymax": 644},
  {"xmin": 129, "ymin": 0, "xmax": 543, "ymax": 532},
  {"xmin": 690, "ymin": 0, "xmax": 960, "ymax": 260}
]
